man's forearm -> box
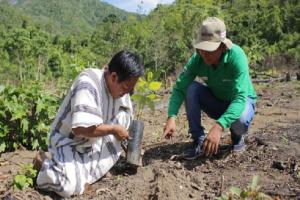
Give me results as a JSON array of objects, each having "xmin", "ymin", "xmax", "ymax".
[{"xmin": 72, "ymin": 124, "xmax": 117, "ymax": 138}]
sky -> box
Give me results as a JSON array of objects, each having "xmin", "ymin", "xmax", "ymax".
[{"xmin": 102, "ymin": 0, "xmax": 175, "ymax": 14}]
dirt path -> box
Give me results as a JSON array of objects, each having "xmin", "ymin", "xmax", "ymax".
[{"xmin": 0, "ymin": 81, "xmax": 299, "ymax": 200}]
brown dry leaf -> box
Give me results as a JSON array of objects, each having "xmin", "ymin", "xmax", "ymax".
[{"xmin": 84, "ymin": 183, "xmax": 95, "ymax": 195}]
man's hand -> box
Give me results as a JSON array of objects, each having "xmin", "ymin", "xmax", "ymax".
[
  {"xmin": 202, "ymin": 123, "xmax": 223, "ymax": 156},
  {"xmin": 163, "ymin": 117, "xmax": 176, "ymax": 139},
  {"xmin": 113, "ymin": 125, "xmax": 129, "ymax": 141}
]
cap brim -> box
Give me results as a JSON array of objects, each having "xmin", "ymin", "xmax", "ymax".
[{"xmin": 193, "ymin": 41, "xmax": 221, "ymax": 52}]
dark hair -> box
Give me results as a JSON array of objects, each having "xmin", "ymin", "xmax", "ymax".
[{"xmin": 108, "ymin": 50, "xmax": 144, "ymax": 82}]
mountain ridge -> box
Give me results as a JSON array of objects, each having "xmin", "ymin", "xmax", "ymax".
[{"xmin": 1, "ymin": 0, "xmax": 137, "ymax": 34}]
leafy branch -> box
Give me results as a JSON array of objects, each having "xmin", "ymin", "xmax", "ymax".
[{"xmin": 131, "ymin": 71, "xmax": 162, "ymax": 120}]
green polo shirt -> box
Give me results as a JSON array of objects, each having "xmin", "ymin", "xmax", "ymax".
[{"xmin": 168, "ymin": 44, "xmax": 257, "ymax": 129}]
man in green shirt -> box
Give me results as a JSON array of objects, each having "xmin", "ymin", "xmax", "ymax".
[{"xmin": 163, "ymin": 17, "xmax": 257, "ymax": 159}]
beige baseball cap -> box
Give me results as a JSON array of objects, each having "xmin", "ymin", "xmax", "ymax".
[{"xmin": 193, "ymin": 17, "xmax": 233, "ymax": 52}]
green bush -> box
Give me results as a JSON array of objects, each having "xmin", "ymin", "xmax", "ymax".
[{"xmin": 0, "ymin": 82, "xmax": 59, "ymax": 152}]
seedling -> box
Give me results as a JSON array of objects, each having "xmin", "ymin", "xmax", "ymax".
[
  {"xmin": 13, "ymin": 163, "xmax": 37, "ymax": 190},
  {"xmin": 116, "ymin": 175, "xmax": 123, "ymax": 182},
  {"xmin": 217, "ymin": 175, "xmax": 272, "ymax": 200},
  {"xmin": 280, "ymin": 133, "xmax": 289, "ymax": 145},
  {"xmin": 131, "ymin": 71, "xmax": 162, "ymax": 120}
]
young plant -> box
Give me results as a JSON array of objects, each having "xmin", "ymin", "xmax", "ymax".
[
  {"xmin": 280, "ymin": 133, "xmax": 289, "ymax": 145},
  {"xmin": 131, "ymin": 71, "xmax": 162, "ymax": 119},
  {"xmin": 13, "ymin": 163, "xmax": 37, "ymax": 190},
  {"xmin": 217, "ymin": 175, "xmax": 272, "ymax": 200},
  {"xmin": 116, "ymin": 175, "xmax": 123, "ymax": 182}
]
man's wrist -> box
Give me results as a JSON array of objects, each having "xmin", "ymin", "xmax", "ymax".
[
  {"xmin": 215, "ymin": 122, "xmax": 224, "ymax": 131},
  {"xmin": 168, "ymin": 115, "xmax": 177, "ymax": 120},
  {"xmin": 111, "ymin": 125, "xmax": 119, "ymax": 136}
]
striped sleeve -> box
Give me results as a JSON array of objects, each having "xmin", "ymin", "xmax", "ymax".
[{"xmin": 71, "ymin": 76, "xmax": 103, "ymax": 128}]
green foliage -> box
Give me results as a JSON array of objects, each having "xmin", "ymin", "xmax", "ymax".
[
  {"xmin": 15, "ymin": 0, "xmax": 135, "ymax": 35},
  {"xmin": 217, "ymin": 175, "xmax": 272, "ymax": 200},
  {"xmin": 0, "ymin": 82, "xmax": 59, "ymax": 152},
  {"xmin": 47, "ymin": 50, "xmax": 63, "ymax": 78},
  {"xmin": 131, "ymin": 71, "xmax": 162, "ymax": 119},
  {"xmin": 0, "ymin": 0, "xmax": 299, "ymax": 153},
  {"xmin": 13, "ymin": 163, "xmax": 37, "ymax": 190},
  {"xmin": 1, "ymin": 0, "xmax": 299, "ymax": 85},
  {"xmin": 280, "ymin": 133, "xmax": 289, "ymax": 145},
  {"xmin": 0, "ymin": 1, "xmax": 31, "ymax": 29}
]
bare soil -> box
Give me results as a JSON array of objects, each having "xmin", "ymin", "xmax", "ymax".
[{"xmin": 1, "ymin": 80, "xmax": 300, "ymax": 200}]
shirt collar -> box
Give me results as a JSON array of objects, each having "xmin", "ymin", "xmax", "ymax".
[{"xmin": 223, "ymin": 49, "xmax": 229, "ymax": 64}]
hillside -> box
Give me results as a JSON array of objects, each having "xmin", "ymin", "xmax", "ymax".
[
  {"xmin": 6, "ymin": 0, "xmax": 136, "ymax": 34},
  {"xmin": 0, "ymin": 1, "xmax": 30, "ymax": 29}
]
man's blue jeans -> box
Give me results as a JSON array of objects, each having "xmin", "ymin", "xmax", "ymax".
[{"xmin": 185, "ymin": 81, "xmax": 256, "ymax": 145}]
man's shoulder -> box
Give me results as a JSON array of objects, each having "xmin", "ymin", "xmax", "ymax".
[
  {"xmin": 77, "ymin": 68, "xmax": 104, "ymax": 81},
  {"xmin": 189, "ymin": 52, "xmax": 201, "ymax": 62},
  {"xmin": 226, "ymin": 44, "xmax": 247, "ymax": 64},
  {"xmin": 71, "ymin": 68, "xmax": 104, "ymax": 90},
  {"xmin": 185, "ymin": 52, "xmax": 202, "ymax": 71},
  {"xmin": 229, "ymin": 44, "xmax": 246, "ymax": 56},
  {"xmin": 82, "ymin": 68, "xmax": 103, "ymax": 76},
  {"xmin": 117, "ymin": 93, "xmax": 132, "ymax": 110}
]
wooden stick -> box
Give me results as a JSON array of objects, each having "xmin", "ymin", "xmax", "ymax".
[{"xmin": 220, "ymin": 174, "xmax": 224, "ymax": 196}]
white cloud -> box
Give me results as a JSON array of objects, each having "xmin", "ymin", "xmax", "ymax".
[{"xmin": 103, "ymin": 0, "xmax": 175, "ymax": 14}]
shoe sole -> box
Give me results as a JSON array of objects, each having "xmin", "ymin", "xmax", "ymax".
[{"xmin": 233, "ymin": 145, "xmax": 246, "ymax": 152}]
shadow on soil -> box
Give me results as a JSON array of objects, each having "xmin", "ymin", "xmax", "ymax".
[{"xmin": 143, "ymin": 142, "xmax": 232, "ymax": 170}]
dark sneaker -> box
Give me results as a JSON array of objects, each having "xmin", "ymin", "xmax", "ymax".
[
  {"xmin": 184, "ymin": 139, "xmax": 204, "ymax": 160},
  {"xmin": 233, "ymin": 136, "xmax": 246, "ymax": 152}
]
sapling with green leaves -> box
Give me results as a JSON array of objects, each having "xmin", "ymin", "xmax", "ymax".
[
  {"xmin": 280, "ymin": 133, "xmax": 289, "ymax": 145},
  {"xmin": 13, "ymin": 163, "xmax": 37, "ymax": 190},
  {"xmin": 131, "ymin": 71, "xmax": 162, "ymax": 120},
  {"xmin": 217, "ymin": 175, "xmax": 272, "ymax": 200}
]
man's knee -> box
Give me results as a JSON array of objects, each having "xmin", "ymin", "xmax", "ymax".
[
  {"xmin": 187, "ymin": 81, "xmax": 201, "ymax": 95},
  {"xmin": 186, "ymin": 81, "xmax": 206, "ymax": 101},
  {"xmin": 58, "ymin": 183, "xmax": 77, "ymax": 198},
  {"xmin": 230, "ymin": 119, "xmax": 247, "ymax": 136},
  {"xmin": 231, "ymin": 109, "xmax": 254, "ymax": 136},
  {"xmin": 231, "ymin": 99, "xmax": 255, "ymax": 135},
  {"xmin": 37, "ymin": 162, "xmax": 78, "ymax": 197}
]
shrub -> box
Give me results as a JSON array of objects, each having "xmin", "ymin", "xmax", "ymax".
[{"xmin": 0, "ymin": 81, "xmax": 59, "ymax": 152}]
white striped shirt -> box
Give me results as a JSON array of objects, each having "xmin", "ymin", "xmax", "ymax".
[{"xmin": 37, "ymin": 68, "xmax": 133, "ymax": 197}]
